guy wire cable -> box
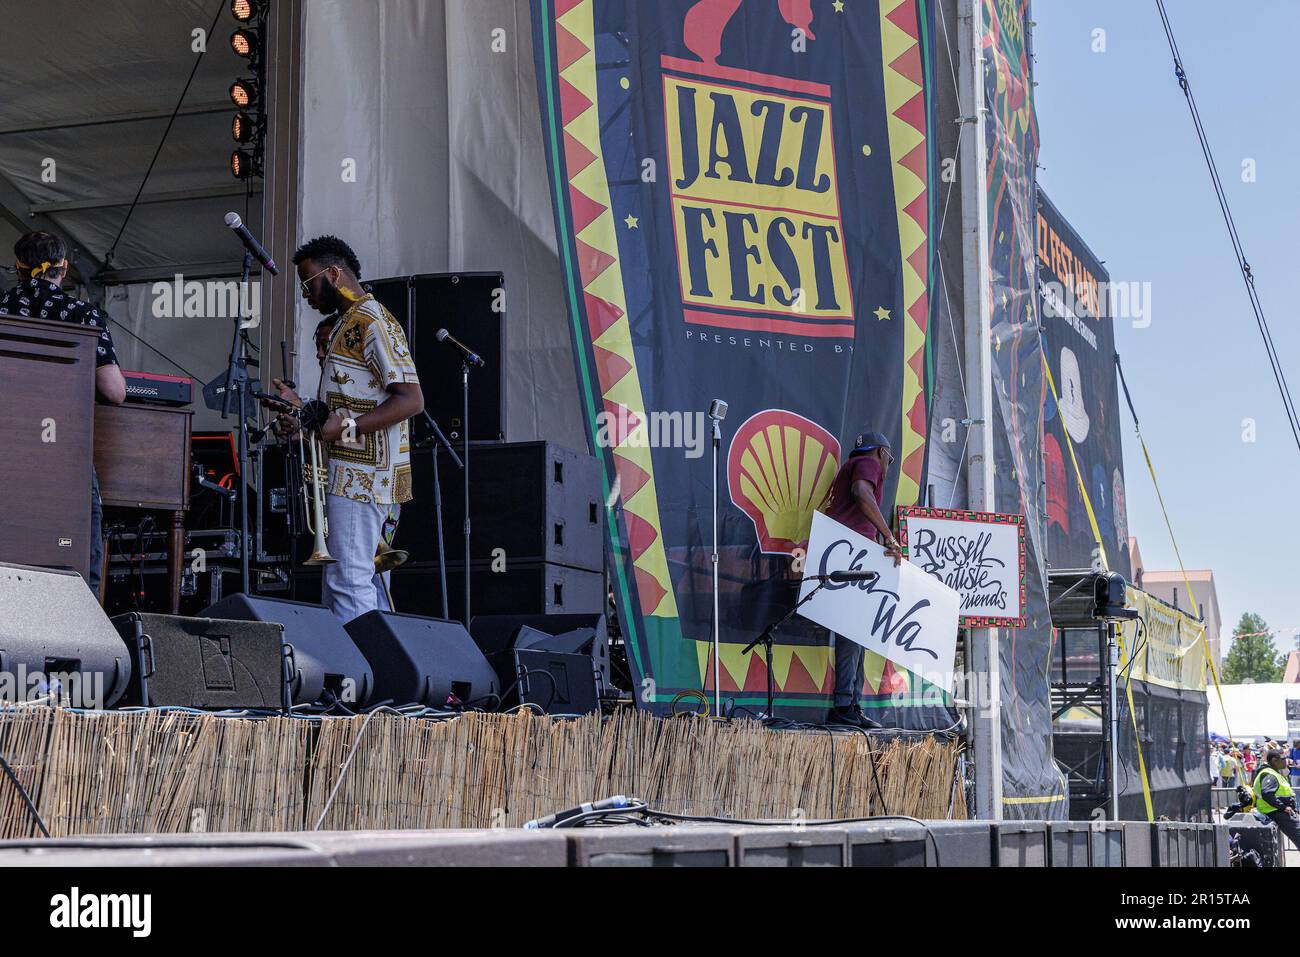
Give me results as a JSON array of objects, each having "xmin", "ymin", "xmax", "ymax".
[{"xmin": 1153, "ymin": 0, "xmax": 1300, "ymax": 454}]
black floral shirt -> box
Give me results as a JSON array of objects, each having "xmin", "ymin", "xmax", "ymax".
[{"xmin": 0, "ymin": 276, "xmax": 118, "ymax": 367}]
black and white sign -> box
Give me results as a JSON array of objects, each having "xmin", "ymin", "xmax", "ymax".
[{"xmin": 799, "ymin": 512, "xmax": 960, "ymax": 693}]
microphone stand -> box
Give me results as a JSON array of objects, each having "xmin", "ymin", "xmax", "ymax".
[
  {"xmin": 414, "ymin": 411, "xmax": 462, "ymax": 620},
  {"xmin": 743, "ymin": 577, "xmax": 833, "ymax": 721},
  {"xmin": 461, "ymin": 360, "xmax": 472, "ymax": 627},
  {"xmin": 710, "ymin": 411, "xmax": 722, "ymax": 716},
  {"xmin": 220, "ymin": 248, "xmax": 259, "ymax": 595}
]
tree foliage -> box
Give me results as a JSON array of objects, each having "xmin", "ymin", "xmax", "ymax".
[{"xmin": 1221, "ymin": 612, "xmax": 1285, "ymax": 684}]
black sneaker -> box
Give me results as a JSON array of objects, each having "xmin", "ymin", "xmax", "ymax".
[
  {"xmin": 827, "ymin": 706, "xmax": 868, "ymax": 729},
  {"xmin": 852, "ymin": 704, "xmax": 882, "ymax": 730}
]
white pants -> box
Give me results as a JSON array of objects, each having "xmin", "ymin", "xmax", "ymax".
[{"xmin": 321, "ymin": 493, "xmax": 395, "ymax": 623}]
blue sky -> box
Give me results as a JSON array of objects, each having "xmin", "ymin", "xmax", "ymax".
[{"xmin": 1032, "ymin": 1, "xmax": 1300, "ymax": 653}]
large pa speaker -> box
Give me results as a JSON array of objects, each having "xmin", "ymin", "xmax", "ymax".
[
  {"xmin": 364, "ymin": 272, "xmax": 505, "ymax": 442},
  {"xmin": 390, "ymin": 560, "xmax": 605, "ymax": 622},
  {"xmin": 111, "ymin": 613, "xmax": 285, "ymax": 710},
  {"xmin": 397, "ymin": 441, "xmax": 603, "ymax": 570},
  {"xmin": 513, "ymin": 649, "xmax": 599, "ymax": 715},
  {"xmin": 200, "ymin": 595, "xmax": 372, "ymax": 707},
  {"xmin": 470, "ymin": 613, "xmax": 609, "ymax": 687},
  {"xmin": 344, "ymin": 610, "xmax": 500, "ymax": 708},
  {"xmin": 0, "ymin": 562, "xmax": 130, "ymax": 707}
]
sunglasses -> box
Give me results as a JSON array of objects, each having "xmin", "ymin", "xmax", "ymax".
[{"xmin": 299, "ymin": 265, "xmax": 335, "ymax": 295}]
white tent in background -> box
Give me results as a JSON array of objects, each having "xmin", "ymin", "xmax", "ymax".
[{"xmin": 1207, "ymin": 683, "xmax": 1300, "ymax": 742}]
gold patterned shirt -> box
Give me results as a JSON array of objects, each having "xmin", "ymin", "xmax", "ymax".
[{"xmin": 317, "ymin": 294, "xmax": 419, "ymax": 504}]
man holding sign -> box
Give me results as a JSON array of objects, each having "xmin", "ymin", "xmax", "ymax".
[{"xmin": 819, "ymin": 431, "xmax": 903, "ymax": 728}]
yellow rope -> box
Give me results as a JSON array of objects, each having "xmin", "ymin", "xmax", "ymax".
[
  {"xmin": 1122, "ymin": 365, "xmax": 1234, "ymax": 746},
  {"xmin": 1042, "ymin": 347, "xmax": 1153, "ymax": 820}
]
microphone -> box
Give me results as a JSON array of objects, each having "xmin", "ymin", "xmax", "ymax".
[
  {"xmin": 708, "ymin": 398, "xmax": 728, "ymax": 421},
  {"xmin": 435, "ymin": 328, "xmax": 485, "ymax": 368},
  {"xmin": 224, "ymin": 211, "xmax": 280, "ymax": 275},
  {"xmin": 524, "ymin": 795, "xmax": 633, "ymax": 829},
  {"xmin": 808, "ymin": 570, "xmax": 880, "ymax": 584}
]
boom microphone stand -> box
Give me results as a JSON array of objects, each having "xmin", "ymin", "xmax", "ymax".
[
  {"xmin": 220, "ymin": 248, "xmax": 259, "ymax": 595},
  {"xmin": 708, "ymin": 399, "xmax": 728, "ymax": 716},
  {"xmin": 434, "ymin": 328, "xmax": 484, "ymax": 628},
  {"xmin": 414, "ymin": 410, "xmax": 462, "ymax": 620},
  {"xmin": 743, "ymin": 571, "xmax": 879, "ymax": 720},
  {"xmin": 744, "ymin": 578, "xmax": 832, "ymax": 720},
  {"xmin": 462, "ymin": 361, "xmax": 471, "ymax": 626}
]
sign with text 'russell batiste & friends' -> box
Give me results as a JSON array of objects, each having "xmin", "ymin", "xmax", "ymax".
[
  {"xmin": 896, "ymin": 506, "xmax": 1027, "ymax": 628},
  {"xmin": 799, "ymin": 512, "xmax": 960, "ymax": 694}
]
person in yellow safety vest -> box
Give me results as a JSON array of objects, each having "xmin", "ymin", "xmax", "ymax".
[{"xmin": 1253, "ymin": 749, "xmax": 1300, "ymax": 851}]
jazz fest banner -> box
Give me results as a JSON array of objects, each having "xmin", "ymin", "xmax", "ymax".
[
  {"xmin": 531, "ymin": 0, "xmax": 941, "ymax": 720},
  {"xmin": 1038, "ymin": 188, "xmax": 1131, "ymax": 579},
  {"xmin": 799, "ymin": 512, "xmax": 959, "ymax": 693}
]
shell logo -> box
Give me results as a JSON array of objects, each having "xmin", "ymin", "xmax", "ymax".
[{"xmin": 727, "ymin": 409, "xmax": 841, "ymax": 555}]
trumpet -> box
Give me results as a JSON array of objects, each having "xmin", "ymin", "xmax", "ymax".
[
  {"xmin": 299, "ymin": 419, "xmax": 336, "ymax": 566},
  {"xmin": 374, "ymin": 539, "xmax": 408, "ymax": 572}
]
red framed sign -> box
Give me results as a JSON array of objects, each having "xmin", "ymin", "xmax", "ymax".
[{"xmin": 896, "ymin": 506, "xmax": 1028, "ymax": 628}]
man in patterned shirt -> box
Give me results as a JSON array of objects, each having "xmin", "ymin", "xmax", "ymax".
[
  {"xmin": 1, "ymin": 232, "xmax": 126, "ymax": 598},
  {"xmin": 266, "ymin": 236, "xmax": 423, "ymax": 622}
]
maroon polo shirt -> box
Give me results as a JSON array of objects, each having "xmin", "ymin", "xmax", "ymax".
[{"xmin": 824, "ymin": 454, "xmax": 885, "ymax": 543}]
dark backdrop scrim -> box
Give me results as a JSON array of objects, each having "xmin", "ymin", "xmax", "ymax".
[{"xmin": 1037, "ymin": 189, "xmax": 1131, "ymax": 580}]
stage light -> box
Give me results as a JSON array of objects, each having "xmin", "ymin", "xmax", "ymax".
[
  {"xmin": 229, "ymin": 78, "xmax": 258, "ymax": 109},
  {"xmin": 1091, "ymin": 572, "xmax": 1138, "ymax": 622},
  {"xmin": 230, "ymin": 0, "xmax": 262, "ymax": 23},
  {"xmin": 231, "ymin": 149, "xmax": 258, "ymax": 180},
  {"xmin": 230, "ymin": 28, "xmax": 259, "ymax": 59},
  {"xmin": 232, "ymin": 112, "xmax": 255, "ymax": 143}
]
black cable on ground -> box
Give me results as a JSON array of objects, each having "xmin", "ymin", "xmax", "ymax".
[{"xmin": 0, "ymin": 751, "xmax": 49, "ymax": 838}]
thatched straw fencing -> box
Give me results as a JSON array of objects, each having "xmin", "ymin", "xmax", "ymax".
[{"xmin": 0, "ymin": 708, "xmax": 965, "ymax": 838}]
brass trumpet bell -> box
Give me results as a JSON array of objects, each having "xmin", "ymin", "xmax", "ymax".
[{"xmin": 374, "ymin": 540, "xmax": 408, "ymax": 573}]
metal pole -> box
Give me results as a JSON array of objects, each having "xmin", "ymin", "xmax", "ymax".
[
  {"xmin": 462, "ymin": 362, "xmax": 471, "ymax": 627},
  {"xmin": 1108, "ymin": 623, "xmax": 1121, "ymax": 818},
  {"xmin": 711, "ymin": 417, "xmax": 721, "ymax": 716},
  {"xmin": 958, "ymin": 0, "xmax": 1002, "ymax": 821}
]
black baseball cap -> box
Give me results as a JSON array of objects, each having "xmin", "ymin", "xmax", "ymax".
[{"xmin": 849, "ymin": 430, "xmax": 892, "ymax": 458}]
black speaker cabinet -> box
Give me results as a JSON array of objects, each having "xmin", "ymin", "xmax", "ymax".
[
  {"xmin": 513, "ymin": 649, "xmax": 599, "ymax": 715},
  {"xmin": 470, "ymin": 613, "xmax": 609, "ymax": 687},
  {"xmin": 0, "ymin": 562, "xmax": 130, "ymax": 707},
  {"xmin": 364, "ymin": 272, "xmax": 505, "ymax": 442},
  {"xmin": 200, "ymin": 595, "xmax": 372, "ymax": 708},
  {"xmin": 344, "ymin": 610, "xmax": 499, "ymax": 708},
  {"xmin": 398, "ymin": 441, "xmax": 604, "ymax": 571},
  {"xmin": 112, "ymin": 612, "xmax": 284, "ymax": 709},
  {"xmin": 390, "ymin": 560, "xmax": 605, "ymax": 622}
]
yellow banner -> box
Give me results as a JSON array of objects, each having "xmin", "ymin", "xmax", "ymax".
[{"xmin": 1116, "ymin": 586, "xmax": 1208, "ymax": 692}]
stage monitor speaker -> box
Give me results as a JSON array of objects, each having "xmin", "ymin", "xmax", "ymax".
[
  {"xmin": 390, "ymin": 560, "xmax": 605, "ymax": 622},
  {"xmin": 200, "ymin": 595, "xmax": 372, "ymax": 707},
  {"xmin": 112, "ymin": 612, "xmax": 284, "ymax": 709},
  {"xmin": 513, "ymin": 649, "xmax": 599, "ymax": 715},
  {"xmin": 344, "ymin": 610, "xmax": 499, "ymax": 708},
  {"xmin": 364, "ymin": 272, "xmax": 505, "ymax": 442},
  {"xmin": 398, "ymin": 441, "xmax": 602, "ymax": 570},
  {"xmin": 470, "ymin": 613, "xmax": 609, "ymax": 686},
  {"xmin": 0, "ymin": 563, "xmax": 131, "ymax": 708}
]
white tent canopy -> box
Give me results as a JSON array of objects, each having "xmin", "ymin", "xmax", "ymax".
[{"xmin": 1208, "ymin": 683, "xmax": 1300, "ymax": 742}]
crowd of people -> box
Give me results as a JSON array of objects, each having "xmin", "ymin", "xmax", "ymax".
[
  {"xmin": 1214, "ymin": 739, "xmax": 1300, "ymax": 790},
  {"xmin": 1215, "ymin": 738, "xmax": 1300, "ymax": 852}
]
